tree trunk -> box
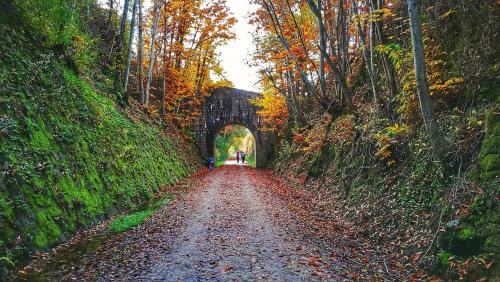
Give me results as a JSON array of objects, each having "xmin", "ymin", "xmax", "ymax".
[
  {"xmin": 160, "ymin": 1, "xmax": 167, "ymax": 124},
  {"xmin": 113, "ymin": 0, "xmax": 130, "ymax": 104},
  {"xmin": 138, "ymin": 0, "xmax": 145, "ymax": 103},
  {"xmin": 124, "ymin": 0, "xmax": 138, "ymax": 97},
  {"xmin": 145, "ymin": 0, "xmax": 160, "ymax": 105},
  {"xmin": 351, "ymin": 0, "xmax": 378, "ymax": 105},
  {"xmin": 368, "ymin": 0, "xmax": 377, "ymax": 99},
  {"xmin": 407, "ymin": 0, "xmax": 445, "ymax": 158},
  {"xmin": 374, "ymin": 0, "xmax": 397, "ymax": 99},
  {"xmin": 306, "ymin": 0, "xmax": 353, "ymax": 111},
  {"xmin": 108, "ymin": 0, "xmax": 114, "ymax": 26},
  {"xmin": 85, "ymin": 0, "xmax": 91, "ymax": 25},
  {"xmin": 318, "ymin": 0, "xmax": 326, "ymax": 94}
]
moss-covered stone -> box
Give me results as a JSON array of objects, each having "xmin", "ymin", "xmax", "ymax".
[
  {"xmin": 0, "ymin": 24, "xmax": 201, "ymax": 274},
  {"xmin": 478, "ymin": 107, "xmax": 500, "ymax": 185}
]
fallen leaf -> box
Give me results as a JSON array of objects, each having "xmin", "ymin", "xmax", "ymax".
[
  {"xmin": 412, "ymin": 252, "xmax": 423, "ymax": 263},
  {"xmin": 308, "ymin": 256, "xmax": 321, "ymax": 268},
  {"xmin": 221, "ymin": 264, "xmax": 234, "ymax": 273}
]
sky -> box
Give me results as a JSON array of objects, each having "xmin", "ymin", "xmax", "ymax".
[{"xmin": 218, "ymin": 0, "xmax": 260, "ymax": 92}]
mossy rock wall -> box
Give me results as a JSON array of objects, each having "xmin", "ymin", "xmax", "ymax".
[
  {"xmin": 0, "ymin": 25, "xmax": 201, "ymax": 268},
  {"xmin": 479, "ymin": 107, "xmax": 500, "ymax": 184}
]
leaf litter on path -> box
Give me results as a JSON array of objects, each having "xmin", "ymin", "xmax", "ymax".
[{"xmin": 15, "ymin": 165, "xmax": 419, "ymax": 281}]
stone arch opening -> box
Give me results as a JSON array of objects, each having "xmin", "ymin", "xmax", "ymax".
[
  {"xmin": 194, "ymin": 87, "xmax": 275, "ymax": 168},
  {"xmin": 215, "ymin": 124, "xmax": 256, "ymax": 166}
]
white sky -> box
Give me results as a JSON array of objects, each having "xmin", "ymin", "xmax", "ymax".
[
  {"xmin": 219, "ymin": 0, "xmax": 260, "ymax": 92},
  {"xmin": 100, "ymin": 0, "xmax": 260, "ymax": 92}
]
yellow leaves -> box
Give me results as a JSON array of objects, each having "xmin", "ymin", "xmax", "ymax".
[
  {"xmin": 446, "ymin": 77, "xmax": 464, "ymax": 85},
  {"xmin": 379, "ymin": 8, "xmax": 397, "ymax": 18},
  {"xmin": 375, "ymin": 134, "xmax": 392, "ymax": 159},
  {"xmin": 370, "ymin": 8, "xmax": 397, "ymax": 22},
  {"xmin": 429, "ymin": 77, "xmax": 464, "ymax": 96},
  {"xmin": 251, "ymin": 88, "xmax": 288, "ymax": 136},
  {"xmin": 375, "ymin": 123, "xmax": 409, "ymax": 167},
  {"xmin": 303, "ymin": 115, "xmax": 331, "ymax": 154},
  {"xmin": 438, "ymin": 9, "xmax": 456, "ymax": 21},
  {"xmin": 377, "ymin": 135, "xmax": 391, "ymax": 145},
  {"xmin": 386, "ymin": 123, "xmax": 410, "ymax": 137},
  {"xmin": 390, "ymin": 20, "xmax": 464, "ymax": 123},
  {"xmin": 376, "ymin": 141, "xmax": 394, "ymax": 167}
]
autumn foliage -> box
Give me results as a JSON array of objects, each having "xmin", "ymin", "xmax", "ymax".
[
  {"xmin": 127, "ymin": 0, "xmax": 237, "ymax": 128},
  {"xmin": 251, "ymin": 87, "xmax": 288, "ymax": 136},
  {"xmin": 248, "ymin": 0, "xmax": 498, "ymax": 280}
]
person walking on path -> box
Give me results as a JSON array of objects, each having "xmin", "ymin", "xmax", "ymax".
[
  {"xmin": 241, "ymin": 151, "xmax": 246, "ymax": 164},
  {"xmin": 236, "ymin": 151, "xmax": 240, "ymax": 163},
  {"xmin": 207, "ymin": 157, "xmax": 215, "ymax": 171}
]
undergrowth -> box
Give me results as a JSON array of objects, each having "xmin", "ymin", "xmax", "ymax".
[{"xmin": 274, "ymin": 103, "xmax": 499, "ymax": 279}]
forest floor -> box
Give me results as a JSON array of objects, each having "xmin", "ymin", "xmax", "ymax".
[{"xmin": 15, "ymin": 165, "xmax": 418, "ymax": 281}]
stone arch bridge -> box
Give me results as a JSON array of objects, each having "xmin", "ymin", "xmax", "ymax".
[{"xmin": 194, "ymin": 87, "xmax": 275, "ymax": 168}]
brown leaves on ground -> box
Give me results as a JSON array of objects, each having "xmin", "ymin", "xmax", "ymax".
[
  {"xmin": 247, "ymin": 168, "xmax": 427, "ymax": 280},
  {"xmin": 16, "ymin": 166, "xmax": 428, "ymax": 281}
]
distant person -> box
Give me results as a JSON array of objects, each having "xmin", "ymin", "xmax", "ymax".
[
  {"xmin": 241, "ymin": 151, "xmax": 246, "ymax": 163},
  {"xmin": 236, "ymin": 151, "xmax": 240, "ymax": 163},
  {"xmin": 207, "ymin": 157, "xmax": 215, "ymax": 171}
]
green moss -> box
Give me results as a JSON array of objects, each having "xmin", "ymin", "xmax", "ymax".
[
  {"xmin": 457, "ymin": 227, "xmax": 476, "ymax": 240},
  {"xmin": 108, "ymin": 196, "xmax": 173, "ymax": 233},
  {"xmin": 108, "ymin": 210, "xmax": 154, "ymax": 233},
  {"xmin": 33, "ymin": 207, "xmax": 62, "ymax": 248},
  {"xmin": 480, "ymin": 135, "xmax": 500, "ymax": 156},
  {"xmin": 480, "ymin": 154, "xmax": 500, "ymax": 177},
  {"xmin": 438, "ymin": 251, "xmax": 453, "ymax": 267},
  {"xmin": 0, "ymin": 23, "xmax": 200, "ymax": 274},
  {"xmin": 30, "ymin": 129, "xmax": 53, "ymax": 151},
  {"xmin": 478, "ymin": 108, "xmax": 500, "ymax": 185}
]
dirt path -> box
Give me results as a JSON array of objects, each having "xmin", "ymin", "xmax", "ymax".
[
  {"xmin": 17, "ymin": 165, "xmax": 403, "ymax": 281},
  {"xmin": 144, "ymin": 166, "xmax": 322, "ymax": 281}
]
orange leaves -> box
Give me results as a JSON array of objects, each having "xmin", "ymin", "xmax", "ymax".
[
  {"xmin": 250, "ymin": 0, "xmax": 319, "ymax": 77},
  {"xmin": 220, "ymin": 263, "xmax": 234, "ymax": 273},
  {"xmin": 252, "ymin": 89, "xmax": 288, "ymax": 136},
  {"xmin": 331, "ymin": 114, "xmax": 356, "ymax": 147},
  {"xmin": 142, "ymin": 0, "xmax": 236, "ymax": 127},
  {"xmin": 293, "ymin": 132, "xmax": 305, "ymax": 144}
]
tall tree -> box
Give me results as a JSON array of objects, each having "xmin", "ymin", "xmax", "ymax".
[
  {"xmin": 145, "ymin": 0, "xmax": 160, "ymax": 105},
  {"xmin": 318, "ymin": 0, "xmax": 326, "ymax": 94},
  {"xmin": 351, "ymin": 0, "xmax": 378, "ymax": 105},
  {"xmin": 307, "ymin": 0, "xmax": 353, "ymax": 110},
  {"xmin": 160, "ymin": 0, "xmax": 168, "ymax": 123},
  {"xmin": 108, "ymin": 0, "xmax": 114, "ymax": 26},
  {"xmin": 113, "ymin": 0, "xmax": 130, "ymax": 103},
  {"xmin": 373, "ymin": 0, "xmax": 397, "ymax": 100},
  {"xmin": 138, "ymin": 0, "xmax": 145, "ymax": 103},
  {"xmin": 124, "ymin": 0, "xmax": 138, "ymax": 96},
  {"xmin": 407, "ymin": 0, "xmax": 444, "ymax": 158}
]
